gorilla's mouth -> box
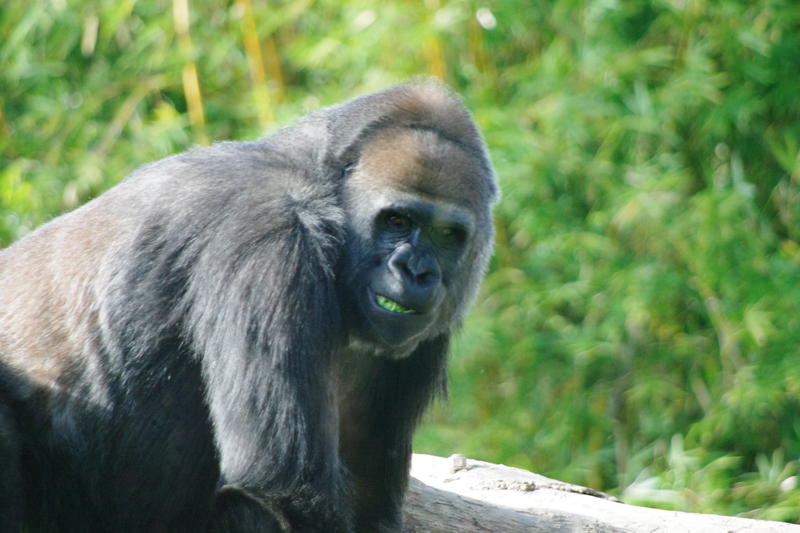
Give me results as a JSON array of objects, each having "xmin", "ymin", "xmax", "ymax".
[{"xmin": 374, "ymin": 293, "xmax": 418, "ymax": 314}]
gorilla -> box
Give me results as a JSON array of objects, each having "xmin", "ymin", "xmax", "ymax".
[{"xmin": 0, "ymin": 80, "xmax": 497, "ymax": 532}]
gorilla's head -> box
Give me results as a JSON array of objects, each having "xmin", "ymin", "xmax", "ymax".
[{"xmin": 340, "ymin": 123, "xmax": 496, "ymax": 357}]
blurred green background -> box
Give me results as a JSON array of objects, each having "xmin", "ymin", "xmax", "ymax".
[{"xmin": 2, "ymin": 0, "xmax": 799, "ymax": 522}]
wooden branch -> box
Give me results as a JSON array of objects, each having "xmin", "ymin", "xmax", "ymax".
[{"xmin": 404, "ymin": 454, "xmax": 800, "ymax": 532}]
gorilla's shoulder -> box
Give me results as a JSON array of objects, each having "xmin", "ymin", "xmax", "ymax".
[
  {"xmin": 112, "ymin": 135, "xmax": 335, "ymax": 225},
  {"xmin": 124, "ymin": 137, "xmax": 313, "ymax": 188},
  {"xmin": 101, "ymin": 137, "xmax": 343, "ymax": 268}
]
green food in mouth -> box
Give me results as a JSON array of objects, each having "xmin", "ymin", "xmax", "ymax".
[{"xmin": 375, "ymin": 294, "xmax": 417, "ymax": 314}]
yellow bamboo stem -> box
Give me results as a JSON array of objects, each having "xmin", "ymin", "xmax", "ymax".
[
  {"xmin": 0, "ymin": 100, "xmax": 10, "ymax": 141},
  {"xmin": 263, "ymin": 33, "xmax": 285, "ymax": 104},
  {"xmin": 423, "ymin": 36, "xmax": 446, "ymax": 81},
  {"xmin": 237, "ymin": 0, "xmax": 274, "ymax": 128},
  {"xmin": 468, "ymin": 19, "xmax": 489, "ymax": 76},
  {"xmin": 172, "ymin": 0, "xmax": 207, "ymax": 144}
]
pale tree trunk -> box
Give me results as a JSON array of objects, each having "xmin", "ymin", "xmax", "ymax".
[{"xmin": 403, "ymin": 454, "xmax": 800, "ymax": 532}]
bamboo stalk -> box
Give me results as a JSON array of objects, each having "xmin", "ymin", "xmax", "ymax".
[
  {"xmin": 237, "ymin": 0, "xmax": 274, "ymax": 128},
  {"xmin": 423, "ymin": 36, "xmax": 446, "ymax": 81},
  {"xmin": 0, "ymin": 100, "xmax": 11, "ymax": 142},
  {"xmin": 468, "ymin": 18, "xmax": 492, "ymax": 77},
  {"xmin": 172, "ymin": 0, "xmax": 207, "ymax": 144},
  {"xmin": 263, "ymin": 33, "xmax": 285, "ymax": 104},
  {"xmin": 81, "ymin": 13, "xmax": 99, "ymax": 56}
]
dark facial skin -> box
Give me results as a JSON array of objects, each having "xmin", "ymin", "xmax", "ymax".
[
  {"xmin": 354, "ymin": 194, "xmax": 472, "ymax": 349},
  {"xmin": 341, "ymin": 127, "xmax": 478, "ymax": 355}
]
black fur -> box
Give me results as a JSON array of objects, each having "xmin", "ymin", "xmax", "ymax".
[{"xmin": 0, "ymin": 81, "xmax": 497, "ymax": 532}]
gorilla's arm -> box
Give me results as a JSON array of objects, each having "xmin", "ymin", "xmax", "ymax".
[
  {"xmin": 102, "ymin": 148, "xmax": 352, "ymax": 531},
  {"xmin": 202, "ymin": 195, "xmax": 347, "ymax": 530},
  {"xmin": 192, "ymin": 187, "xmax": 347, "ymax": 529}
]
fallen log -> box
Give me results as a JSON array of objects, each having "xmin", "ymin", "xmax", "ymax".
[{"xmin": 404, "ymin": 454, "xmax": 800, "ymax": 532}]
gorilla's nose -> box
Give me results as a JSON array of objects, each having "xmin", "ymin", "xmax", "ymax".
[
  {"xmin": 388, "ymin": 244, "xmax": 442, "ymax": 311},
  {"xmin": 389, "ymin": 244, "xmax": 440, "ymax": 287}
]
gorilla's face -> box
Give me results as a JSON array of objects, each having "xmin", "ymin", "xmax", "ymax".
[
  {"xmin": 341, "ymin": 127, "xmax": 482, "ymax": 354},
  {"xmin": 351, "ymin": 191, "xmax": 472, "ymax": 349}
]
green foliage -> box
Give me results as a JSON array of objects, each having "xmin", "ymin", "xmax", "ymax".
[{"xmin": 2, "ymin": 0, "xmax": 799, "ymax": 522}]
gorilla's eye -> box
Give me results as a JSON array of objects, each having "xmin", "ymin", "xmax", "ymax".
[
  {"xmin": 386, "ymin": 213, "xmax": 412, "ymax": 231},
  {"xmin": 435, "ymin": 225, "xmax": 466, "ymax": 246}
]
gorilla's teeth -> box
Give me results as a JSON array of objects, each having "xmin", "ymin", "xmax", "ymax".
[{"xmin": 375, "ymin": 294, "xmax": 416, "ymax": 314}]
